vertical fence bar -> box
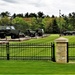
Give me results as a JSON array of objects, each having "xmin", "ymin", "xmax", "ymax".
[
  {"xmin": 6, "ymin": 42, "xmax": 9, "ymax": 60},
  {"xmin": 53, "ymin": 43, "xmax": 55, "ymax": 62},
  {"xmin": 67, "ymin": 42, "xmax": 69, "ymax": 62},
  {"xmin": 51, "ymin": 43, "xmax": 55, "ymax": 62},
  {"xmin": 51, "ymin": 43, "xmax": 53, "ymax": 61}
]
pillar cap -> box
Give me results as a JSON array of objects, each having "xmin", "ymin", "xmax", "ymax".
[{"xmin": 55, "ymin": 37, "xmax": 68, "ymax": 42}]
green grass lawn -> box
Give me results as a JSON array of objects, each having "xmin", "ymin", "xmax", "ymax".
[
  {"xmin": 0, "ymin": 34, "xmax": 75, "ymax": 74},
  {"xmin": 64, "ymin": 35, "xmax": 75, "ymax": 42},
  {"xmin": 0, "ymin": 60, "xmax": 75, "ymax": 74}
]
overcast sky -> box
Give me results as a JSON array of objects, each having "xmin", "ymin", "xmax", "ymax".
[{"xmin": 0, "ymin": 0, "xmax": 75, "ymax": 16}]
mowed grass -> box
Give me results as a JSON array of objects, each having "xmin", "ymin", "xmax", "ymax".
[
  {"xmin": 64, "ymin": 35, "xmax": 75, "ymax": 42},
  {"xmin": 0, "ymin": 34, "xmax": 75, "ymax": 74},
  {"xmin": 0, "ymin": 60, "xmax": 75, "ymax": 74}
]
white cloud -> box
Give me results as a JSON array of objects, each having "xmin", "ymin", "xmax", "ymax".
[
  {"xmin": 0, "ymin": 0, "xmax": 75, "ymax": 16},
  {"xmin": 3, "ymin": 0, "xmax": 17, "ymax": 3}
]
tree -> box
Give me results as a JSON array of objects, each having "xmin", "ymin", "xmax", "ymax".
[
  {"xmin": 12, "ymin": 17, "xmax": 30, "ymax": 32},
  {"xmin": 25, "ymin": 12, "xmax": 29, "ymax": 18},
  {"xmin": 0, "ymin": 16, "xmax": 11, "ymax": 25},
  {"xmin": 16, "ymin": 13, "xmax": 23, "ymax": 17},
  {"xmin": 12, "ymin": 13, "xmax": 16, "ymax": 18},
  {"xmin": 51, "ymin": 15, "xmax": 55, "ymax": 18},
  {"xmin": 0, "ymin": 11, "xmax": 10, "ymax": 17},
  {"xmin": 29, "ymin": 13, "xmax": 37, "ymax": 18},
  {"xmin": 37, "ymin": 11, "xmax": 44, "ymax": 18},
  {"xmin": 62, "ymin": 13, "xmax": 75, "ymax": 31},
  {"xmin": 69, "ymin": 12, "xmax": 75, "ymax": 29},
  {"xmin": 30, "ymin": 17, "xmax": 38, "ymax": 30},
  {"xmin": 56, "ymin": 16, "xmax": 66, "ymax": 33},
  {"xmin": 36, "ymin": 18, "xmax": 45, "ymax": 29},
  {"xmin": 45, "ymin": 21, "xmax": 53, "ymax": 33},
  {"xmin": 42, "ymin": 17, "xmax": 53, "ymax": 33},
  {"xmin": 52, "ymin": 18, "xmax": 59, "ymax": 33}
]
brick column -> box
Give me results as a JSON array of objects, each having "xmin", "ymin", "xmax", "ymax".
[{"xmin": 55, "ymin": 37, "xmax": 68, "ymax": 63}]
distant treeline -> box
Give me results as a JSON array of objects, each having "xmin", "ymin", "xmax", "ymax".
[{"xmin": 0, "ymin": 11, "xmax": 75, "ymax": 33}]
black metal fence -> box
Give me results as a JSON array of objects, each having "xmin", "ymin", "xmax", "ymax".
[
  {"xmin": 0, "ymin": 43, "xmax": 7, "ymax": 60},
  {"xmin": 68, "ymin": 43, "xmax": 75, "ymax": 61},
  {"xmin": 0, "ymin": 43, "xmax": 55, "ymax": 61}
]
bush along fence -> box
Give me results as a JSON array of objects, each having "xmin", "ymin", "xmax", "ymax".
[{"xmin": 0, "ymin": 37, "xmax": 75, "ymax": 63}]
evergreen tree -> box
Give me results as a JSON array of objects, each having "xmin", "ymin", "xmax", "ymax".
[
  {"xmin": 12, "ymin": 13, "xmax": 16, "ymax": 18},
  {"xmin": 52, "ymin": 18, "xmax": 59, "ymax": 33},
  {"xmin": 25, "ymin": 12, "xmax": 29, "ymax": 18}
]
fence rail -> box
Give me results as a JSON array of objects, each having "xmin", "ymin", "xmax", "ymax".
[{"xmin": 0, "ymin": 43, "xmax": 55, "ymax": 61}]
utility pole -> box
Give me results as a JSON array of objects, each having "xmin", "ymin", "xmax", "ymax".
[{"xmin": 59, "ymin": 10, "xmax": 61, "ymax": 36}]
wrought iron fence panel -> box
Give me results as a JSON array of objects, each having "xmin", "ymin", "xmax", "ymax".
[
  {"xmin": 0, "ymin": 44, "xmax": 7, "ymax": 60},
  {"xmin": 0, "ymin": 43, "xmax": 55, "ymax": 61},
  {"xmin": 9, "ymin": 43, "xmax": 52, "ymax": 60},
  {"xmin": 68, "ymin": 43, "xmax": 75, "ymax": 61}
]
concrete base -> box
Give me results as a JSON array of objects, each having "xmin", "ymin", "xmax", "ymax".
[
  {"xmin": 0, "ymin": 41, "xmax": 9, "ymax": 44},
  {"xmin": 0, "ymin": 37, "xmax": 30, "ymax": 42}
]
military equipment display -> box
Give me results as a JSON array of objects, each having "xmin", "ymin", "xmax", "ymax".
[
  {"xmin": 25, "ymin": 29, "xmax": 44, "ymax": 37},
  {"xmin": 19, "ymin": 32, "xmax": 25, "ymax": 38},
  {"xmin": 0, "ymin": 26, "xmax": 25, "ymax": 39},
  {"xmin": 63, "ymin": 31, "xmax": 75, "ymax": 35},
  {"xmin": 25, "ymin": 29, "xmax": 36, "ymax": 37},
  {"xmin": 36, "ymin": 29, "xmax": 44, "ymax": 36}
]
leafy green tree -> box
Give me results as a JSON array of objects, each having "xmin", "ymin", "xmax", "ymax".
[
  {"xmin": 0, "ymin": 16, "xmax": 11, "ymax": 25},
  {"xmin": 30, "ymin": 18, "xmax": 42, "ymax": 30},
  {"xmin": 12, "ymin": 17, "xmax": 30, "ymax": 32},
  {"xmin": 45, "ymin": 21, "xmax": 53, "ymax": 33},
  {"xmin": 69, "ymin": 12, "xmax": 75, "ymax": 30},
  {"xmin": 36, "ymin": 18, "xmax": 44, "ymax": 28},
  {"xmin": 30, "ymin": 17, "xmax": 38, "ymax": 30},
  {"xmin": 42, "ymin": 17, "xmax": 53, "ymax": 33},
  {"xmin": 56, "ymin": 17, "xmax": 66, "ymax": 32}
]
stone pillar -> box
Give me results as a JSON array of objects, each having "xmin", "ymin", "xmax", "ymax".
[{"xmin": 55, "ymin": 37, "xmax": 68, "ymax": 63}]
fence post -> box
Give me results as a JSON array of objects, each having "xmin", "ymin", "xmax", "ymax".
[
  {"xmin": 6, "ymin": 42, "xmax": 9, "ymax": 60},
  {"xmin": 55, "ymin": 37, "xmax": 68, "ymax": 63},
  {"xmin": 67, "ymin": 42, "xmax": 69, "ymax": 62},
  {"xmin": 51, "ymin": 43, "xmax": 55, "ymax": 62}
]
